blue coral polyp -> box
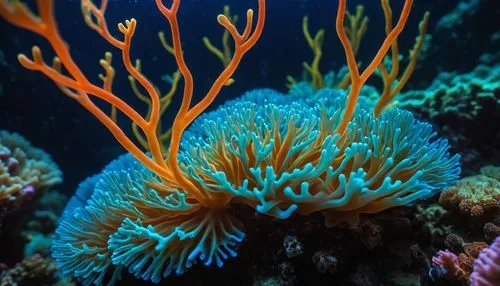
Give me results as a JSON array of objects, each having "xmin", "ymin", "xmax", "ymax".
[
  {"xmin": 54, "ymin": 88, "xmax": 460, "ymax": 285},
  {"xmin": 181, "ymin": 88, "xmax": 461, "ymax": 225}
]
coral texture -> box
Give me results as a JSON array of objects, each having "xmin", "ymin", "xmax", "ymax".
[
  {"xmin": 396, "ymin": 64, "xmax": 499, "ymax": 120},
  {"xmin": 432, "ymin": 250, "xmax": 463, "ymax": 279},
  {"xmin": 395, "ymin": 63, "xmax": 500, "ymax": 163},
  {"xmin": 53, "ymin": 88, "xmax": 460, "ymax": 285},
  {"xmin": 0, "ymin": 254, "xmax": 65, "ymax": 286},
  {"xmin": 470, "ymin": 237, "xmax": 500, "ymax": 286},
  {"xmin": 439, "ymin": 166, "xmax": 500, "ymax": 217},
  {"xmin": 431, "ymin": 239, "xmax": 490, "ymax": 282},
  {"xmin": 415, "ymin": 203, "xmax": 452, "ymax": 241},
  {"xmin": 0, "ymin": 131, "xmax": 62, "ymax": 205}
]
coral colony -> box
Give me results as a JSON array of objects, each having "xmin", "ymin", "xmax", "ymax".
[
  {"xmin": 0, "ymin": 0, "xmax": 466, "ymax": 285},
  {"xmin": 0, "ymin": 131, "xmax": 62, "ymax": 213}
]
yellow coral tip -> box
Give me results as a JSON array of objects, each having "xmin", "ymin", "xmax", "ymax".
[{"xmin": 217, "ymin": 14, "xmax": 225, "ymax": 23}]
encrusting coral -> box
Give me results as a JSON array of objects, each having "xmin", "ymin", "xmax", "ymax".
[
  {"xmin": 394, "ymin": 62, "xmax": 500, "ymax": 161},
  {"xmin": 439, "ymin": 165, "xmax": 500, "ymax": 217},
  {"xmin": 0, "ymin": 131, "xmax": 62, "ymax": 208},
  {"xmin": 0, "ymin": 0, "xmax": 461, "ymax": 285},
  {"xmin": 396, "ymin": 63, "xmax": 499, "ymax": 120}
]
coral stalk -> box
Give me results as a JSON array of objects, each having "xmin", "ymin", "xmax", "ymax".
[{"xmin": 335, "ymin": 0, "xmax": 413, "ymax": 134}]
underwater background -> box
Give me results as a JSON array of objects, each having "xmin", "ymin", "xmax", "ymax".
[{"xmin": 0, "ymin": 0, "xmax": 499, "ymax": 285}]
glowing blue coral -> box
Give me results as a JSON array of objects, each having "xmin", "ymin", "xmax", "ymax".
[
  {"xmin": 180, "ymin": 88, "xmax": 460, "ymax": 225},
  {"xmin": 54, "ymin": 87, "xmax": 460, "ymax": 285},
  {"xmin": 53, "ymin": 154, "xmax": 244, "ymax": 285}
]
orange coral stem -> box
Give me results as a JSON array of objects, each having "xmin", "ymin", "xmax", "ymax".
[
  {"xmin": 1, "ymin": 1, "xmax": 177, "ymax": 191},
  {"xmin": 374, "ymin": 10, "xmax": 430, "ymax": 117},
  {"xmin": 335, "ymin": 0, "xmax": 413, "ymax": 134},
  {"xmin": 155, "ymin": 0, "xmax": 266, "ymax": 203}
]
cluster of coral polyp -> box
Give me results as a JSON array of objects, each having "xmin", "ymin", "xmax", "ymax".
[
  {"xmin": 0, "ymin": 131, "xmax": 62, "ymax": 208},
  {"xmin": 439, "ymin": 165, "xmax": 500, "ymax": 217},
  {"xmin": 54, "ymin": 88, "xmax": 461, "ymax": 285}
]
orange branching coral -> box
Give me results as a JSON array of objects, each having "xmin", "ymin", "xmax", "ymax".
[
  {"xmin": 202, "ymin": 5, "xmax": 237, "ymax": 86},
  {"xmin": 0, "ymin": 131, "xmax": 62, "ymax": 204},
  {"xmin": 336, "ymin": 5, "xmax": 368, "ymax": 89},
  {"xmin": 439, "ymin": 167, "xmax": 500, "ymax": 217},
  {"xmin": 203, "ymin": 5, "xmax": 238, "ymax": 68},
  {"xmin": 374, "ymin": 0, "xmax": 430, "ymax": 116},
  {"xmin": 0, "ymin": 0, "xmax": 265, "ymax": 206},
  {"xmin": 335, "ymin": 0, "xmax": 413, "ymax": 133},
  {"xmin": 129, "ymin": 60, "xmax": 180, "ymax": 154}
]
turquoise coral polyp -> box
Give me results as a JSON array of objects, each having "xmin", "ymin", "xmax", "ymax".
[{"xmin": 54, "ymin": 88, "xmax": 461, "ymax": 285}]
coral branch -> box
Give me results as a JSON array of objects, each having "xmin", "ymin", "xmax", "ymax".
[
  {"xmin": 374, "ymin": 10, "xmax": 430, "ymax": 116},
  {"xmin": 0, "ymin": 0, "xmax": 177, "ymax": 188},
  {"xmin": 203, "ymin": 5, "xmax": 238, "ymax": 68},
  {"xmin": 335, "ymin": 0, "xmax": 413, "ymax": 134},
  {"xmin": 155, "ymin": 0, "xmax": 266, "ymax": 203},
  {"xmin": 301, "ymin": 16, "xmax": 325, "ymax": 89},
  {"xmin": 82, "ymin": 0, "xmax": 165, "ymax": 166}
]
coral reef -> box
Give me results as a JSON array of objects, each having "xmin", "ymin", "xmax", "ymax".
[
  {"xmin": 395, "ymin": 63, "xmax": 500, "ymax": 169},
  {"xmin": 0, "ymin": 0, "xmax": 464, "ymax": 285},
  {"xmin": 395, "ymin": 63, "xmax": 499, "ymax": 121},
  {"xmin": 0, "ymin": 131, "xmax": 62, "ymax": 209},
  {"xmin": 484, "ymin": 223, "xmax": 500, "ymax": 243},
  {"xmin": 460, "ymin": 242, "xmax": 489, "ymax": 277},
  {"xmin": 358, "ymin": 220, "xmax": 382, "ymax": 250},
  {"xmin": 53, "ymin": 88, "xmax": 460, "ymax": 285},
  {"xmin": 181, "ymin": 89, "xmax": 460, "ymax": 225},
  {"xmin": 312, "ymin": 251, "xmax": 338, "ymax": 274},
  {"xmin": 0, "ymin": 131, "xmax": 62, "ymax": 264},
  {"xmin": 439, "ymin": 166, "xmax": 500, "ymax": 217}
]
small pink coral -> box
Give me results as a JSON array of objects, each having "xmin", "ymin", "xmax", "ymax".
[
  {"xmin": 432, "ymin": 250, "xmax": 461, "ymax": 279},
  {"xmin": 470, "ymin": 237, "xmax": 500, "ymax": 286}
]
